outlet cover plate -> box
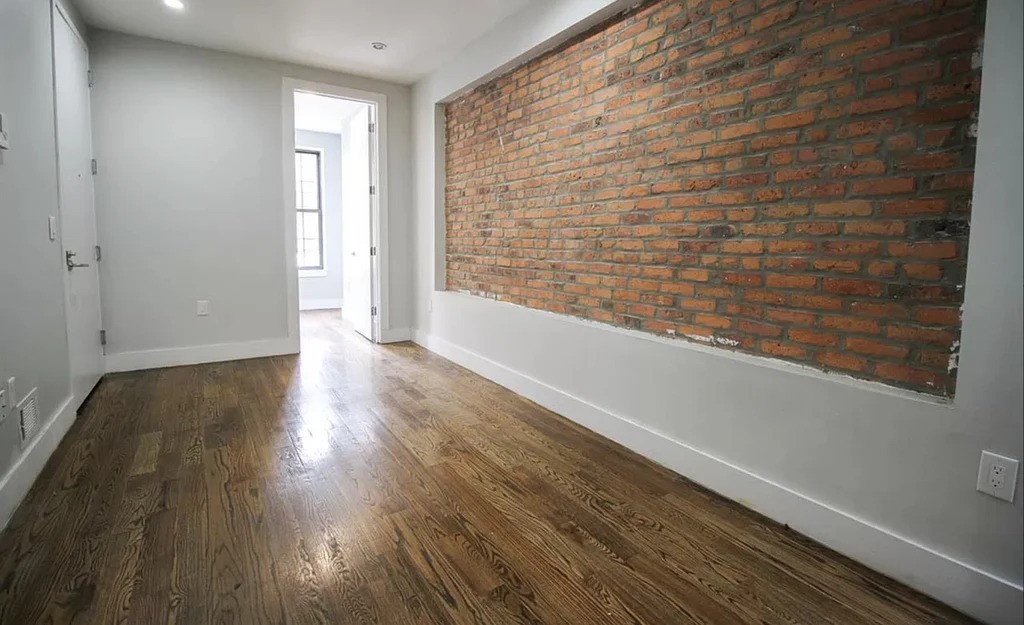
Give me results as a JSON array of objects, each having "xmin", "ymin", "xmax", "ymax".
[{"xmin": 977, "ymin": 451, "xmax": 1019, "ymax": 502}]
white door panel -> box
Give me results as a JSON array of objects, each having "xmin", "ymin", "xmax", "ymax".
[
  {"xmin": 341, "ymin": 104, "xmax": 374, "ymax": 341},
  {"xmin": 55, "ymin": 6, "xmax": 103, "ymax": 409}
]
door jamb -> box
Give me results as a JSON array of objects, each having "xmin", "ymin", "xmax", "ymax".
[{"xmin": 281, "ymin": 78, "xmax": 388, "ymax": 347}]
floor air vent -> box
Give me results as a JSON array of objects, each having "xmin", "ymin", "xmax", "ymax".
[{"xmin": 18, "ymin": 388, "xmax": 40, "ymax": 447}]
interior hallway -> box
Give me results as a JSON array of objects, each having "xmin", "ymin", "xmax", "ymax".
[{"xmin": 0, "ymin": 311, "xmax": 972, "ymax": 624}]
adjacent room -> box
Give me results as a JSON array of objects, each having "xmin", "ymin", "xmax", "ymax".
[{"xmin": 0, "ymin": 0, "xmax": 1021, "ymax": 623}]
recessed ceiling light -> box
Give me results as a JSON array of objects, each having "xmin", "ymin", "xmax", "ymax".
[
  {"xmin": 163, "ymin": 0, "xmax": 184, "ymax": 10},
  {"xmin": 371, "ymin": 42, "xmax": 387, "ymax": 50}
]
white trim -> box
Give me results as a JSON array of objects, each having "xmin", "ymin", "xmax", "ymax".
[
  {"xmin": 104, "ymin": 337, "xmax": 297, "ymax": 373},
  {"xmin": 53, "ymin": 0, "xmax": 86, "ymax": 47},
  {"xmin": 299, "ymin": 298, "xmax": 343, "ymax": 311},
  {"xmin": 282, "ymin": 78, "xmax": 388, "ymax": 346},
  {"xmin": 380, "ymin": 327, "xmax": 412, "ymax": 343},
  {"xmin": 298, "ymin": 269, "xmax": 328, "ymax": 278},
  {"xmin": 411, "ymin": 330, "xmax": 1023, "ymax": 625},
  {"xmin": 0, "ymin": 395, "xmax": 76, "ymax": 531}
]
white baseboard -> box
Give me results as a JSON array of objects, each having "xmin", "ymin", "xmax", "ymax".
[
  {"xmin": 105, "ymin": 337, "xmax": 298, "ymax": 373},
  {"xmin": 0, "ymin": 395, "xmax": 76, "ymax": 531},
  {"xmin": 380, "ymin": 327, "xmax": 412, "ymax": 343},
  {"xmin": 412, "ymin": 330, "xmax": 1023, "ymax": 625},
  {"xmin": 299, "ymin": 298, "xmax": 343, "ymax": 311}
]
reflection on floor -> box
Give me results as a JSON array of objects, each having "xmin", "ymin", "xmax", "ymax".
[{"xmin": 0, "ymin": 310, "xmax": 973, "ymax": 623}]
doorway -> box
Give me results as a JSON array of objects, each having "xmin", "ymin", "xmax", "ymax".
[
  {"xmin": 53, "ymin": 1, "xmax": 103, "ymax": 410},
  {"xmin": 283, "ymin": 80, "xmax": 386, "ymax": 345}
]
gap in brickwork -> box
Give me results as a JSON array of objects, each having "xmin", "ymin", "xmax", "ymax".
[{"xmin": 444, "ymin": 0, "xmax": 984, "ymax": 396}]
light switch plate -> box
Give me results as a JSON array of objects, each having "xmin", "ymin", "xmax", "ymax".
[
  {"xmin": 48, "ymin": 216, "xmax": 58, "ymax": 241},
  {"xmin": 977, "ymin": 451, "xmax": 1019, "ymax": 502},
  {"xmin": 0, "ymin": 112, "xmax": 9, "ymax": 150},
  {"xmin": 196, "ymin": 300, "xmax": 210, "ymax": 316}
]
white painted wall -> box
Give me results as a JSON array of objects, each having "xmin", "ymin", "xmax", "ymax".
[
  {"xmin": 410, "ymin": 1, "xmax": 1024, "ymax": 622},
  {"xmin": 90, "ymin": 31, "xmax": 413, "ymax": 370},
  {"xmin": 0, "ymin": 0, "xmax": 84, "ymax": 527},
  {"xmin": 296, "ymin": 129, "xmax": 344, "ymax": 310}
]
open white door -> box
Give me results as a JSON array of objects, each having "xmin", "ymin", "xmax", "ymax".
[
  {"xmin": 54, "ymin": 5, "xmax": 103, "ymax": 409},
  {"xmin": 341, "ymin": 103, "xmax": 375, "ymax": 341}
]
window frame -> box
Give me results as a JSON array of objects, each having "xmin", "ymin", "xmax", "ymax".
[{"xmin": 295, "ymin": 147, "xmax": 326, "ymax": 273}]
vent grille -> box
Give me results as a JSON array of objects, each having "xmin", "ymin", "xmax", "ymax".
[{"xmin": 18, "ymin": 388, "xmax": 40, "ymax": 447}]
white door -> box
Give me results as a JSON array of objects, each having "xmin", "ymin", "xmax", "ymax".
[
  {"xmin": 341, "ymin": 103, "xmax": 375, "ymax": 341},
  {"xmin": 54, "ymin": 6, "xmax": 103, "ymax": 410}
]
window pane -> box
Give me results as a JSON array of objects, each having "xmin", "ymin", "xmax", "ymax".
[
  {"xmin": 303, "ymin": 211, "xmax": 320, "ymax": 235},
  {"xmin": 294, "ymin": 150, "xmax": 323, "ymax": 269}
]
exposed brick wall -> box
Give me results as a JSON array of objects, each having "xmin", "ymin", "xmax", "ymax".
[{"xmin": 444, "ymin": 0, "xmax": 983, "ymax": 396}]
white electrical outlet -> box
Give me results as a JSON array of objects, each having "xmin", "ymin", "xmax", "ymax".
[
  {"xmin": 196, "ymin": 300, "xmax": 210, "ymax": 316},
  {"xmin": 0, "ymin": 388, "xmax": 7, "ymax": 422},
  {"xmin": 977, "ymin": 451, "xmax": 1020, "ymax": 502}
]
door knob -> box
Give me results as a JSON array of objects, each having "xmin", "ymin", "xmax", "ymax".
[{"xmin": 65, "ymin": 250, "xmax": 90, "ymax": 271}]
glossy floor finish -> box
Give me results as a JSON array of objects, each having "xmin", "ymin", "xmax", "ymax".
[{"xmin": 0, "ymin": 311, "xmax": 972, "ymax": 624}]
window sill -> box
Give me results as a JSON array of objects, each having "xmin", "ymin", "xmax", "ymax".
[{"xmin": 299, "ymin": 269, "xmax": 328, "ymax": 278}]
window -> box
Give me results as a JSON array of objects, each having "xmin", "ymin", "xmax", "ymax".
[{"xmin": 295, "ymin": 149, "xmax": 324, "ymax": 270}]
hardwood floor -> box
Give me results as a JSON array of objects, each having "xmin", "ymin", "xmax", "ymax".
[{"xmin": 0, "ymin": 311, "xmax": 971, "ymax": 624}]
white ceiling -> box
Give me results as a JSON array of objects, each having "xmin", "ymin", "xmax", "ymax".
[
  {"xmin": 74, "ymin": 0, "xmax": 534, "ymax": 84},
  {"xmin": 294, "ymin": 92, "xmax": 366, "ymax": 135}
]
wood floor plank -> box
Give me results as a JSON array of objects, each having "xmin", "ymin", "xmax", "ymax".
[{"xmin": 0, "ymin": 311, "xmax": 976, "ymax": 624}]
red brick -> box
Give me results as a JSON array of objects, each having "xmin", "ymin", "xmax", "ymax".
[
  {"xmin": 813, "ymin": 201, "xmax": 872, "ymax": 217},
  {"xmin": 823, "ymin": 278, "xmax": 883, "ymax": 297},
  {"xmin": 789, "ymin": 329, "xmax": 840, "ymax": 347},
  {"xmin": 916, "ymin": 307, "xmax": 960, "ymax": 326},
  {"xmin": 760, "ymin": 340, "xmax": 807, "ymax": 359},
  {"xmin": 886, "ymin": 324, "xmax": 955, "ymax": 346},
  {"xmin": 888, "ymin": 242, "xmax": 958, "ymax": 259},
  {"xmin": 816, "ymin": 351, "xmax": 868, "ymax": 372},
  {"xmin": 903, "ymin": 263, "xmax": 943, "ymax": 280},
  {"xmin": 765, "ymin": 110, "xmax": 817, "ymax": 130},
  {"xmin": 821, "ymin": 315, "xmax": 880, "ymax": 334},
  {"xmin": 850, "ymin": 92, "xmax": 918, "ymax": 114},
  {"xmin": 766, "ymin": 274, "xmax": 818, "ymax": 290},
  {"xmin": 873, "ymin": 364, "xmax": 944, "ymax": 390},
  {"xmin": 880, "ymin": 198, "xmax": 948, "ymax": 216},
  {"xmin": 846, "ymin": 337, "xmax": 909, "ymax": 359},
  {"xmin": 850, "ymin": 177, "xmax": 916, "ymax": 195},
  {"xmin": 739, "ymin": 320, "xmax": 784, "ymax": 337},
  {"xmin": 766, "ymin": 308, "xmax": 817, "ymax": 325}
]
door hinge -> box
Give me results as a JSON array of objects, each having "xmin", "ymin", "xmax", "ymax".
[
  {"xmin": 371, "ymin": 306, "xmax": 377, "ymax": 317},
  {"xmin": 368, "ymin": 122, "xmax": 376, "ymax": 133},
  {"xmin": 91, "ymin": 158, "xmax": 97, "ymax": 175},
  {"xmin": 99, "ymin": 330, "xmax": 107, "ymax": 346},
  {"xmin": 370, "ymin": 246, "xmax": 377, "ymax": 256},
  {"xmin": 94, "ymin": 245, "xmax": 102, "ymax": 261},
  {"xmin": 369, "ymin": 185, "xmax": 376, "ymax": 195},
  {"xmin": 88, "ymin": 70, "xmax": 95, "ymax": 88}
]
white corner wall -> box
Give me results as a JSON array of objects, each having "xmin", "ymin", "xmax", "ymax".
[
  {"xmin": 296, "ymin": 129, "xmax": 344, "ymax": 310},
  {"xmin": 90, "ymin": 31, "xmax": 414, "ymax": 371},
  {"xmin": 410, "ymin": 1, "xmax": 1024, "ymax": 623}
]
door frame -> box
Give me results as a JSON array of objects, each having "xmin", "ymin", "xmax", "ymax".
[
  {"xmin": 281, "ymin": 78, "xmax": 388, "ymax": 346},
  {"xmin": 52, "ymin": 0, "xmax": 104, "ymax": 408}
]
